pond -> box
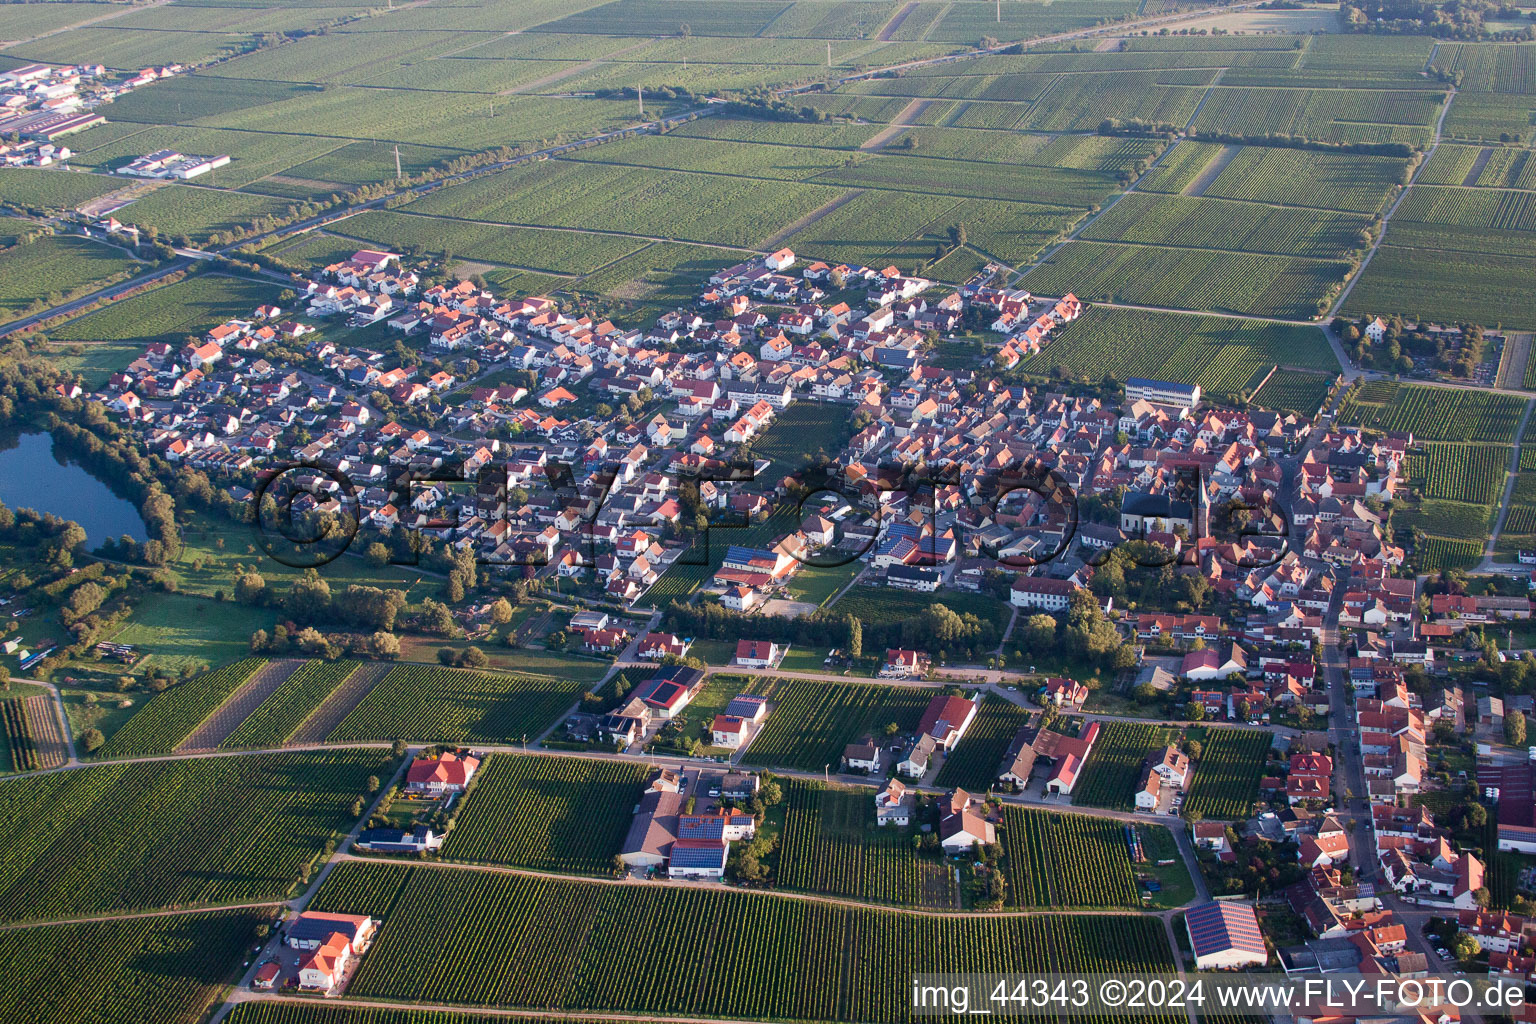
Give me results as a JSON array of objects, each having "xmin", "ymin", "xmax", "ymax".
[{"xmin": 0, "ymin": 430, "xmax": 148, "ymax": 545}]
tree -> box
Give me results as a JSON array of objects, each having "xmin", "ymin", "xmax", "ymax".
[
  {"xmin": 369, "ymin": 631, "xmax": 402, "ymax": 659},
  {"xmin": 488, "ymin": 598, "xmax": 514, "ymax": 625},
  {"xmin": 461, "ymin": 645, "xmax": 489, "ymax": 668},
  {"xmin": 1452, "ymin": 933, "xmax": 1480, "ymax": 961},
  {"xmin": 365, "ymin": 542, "xmax": 392, "ymax": 568},
  {"xmin": 366, "ymin": 775, "xmax": 381, "ymax": 794},
  {"xmin": 234, "ymin": 569, "xmax": 267, "ymax": 605},
  {"xmin": 1507, "ymin": 710, "xmax": 1527, "ymax": 747},
  {"xmin": 1185, "ymin": 701, "xmax": 1206, "ymax": 722},
  {"xmin": 81, "ymin": 727, "xmax": 105, "ymax": 752}
]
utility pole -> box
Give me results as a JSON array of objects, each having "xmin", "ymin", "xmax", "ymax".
[
  {"xmin": 827, "ymin": 41, "xmax": 832, "ymax": 67},
  {"xmin": 637, "ymin": 84, "xmax": 643, "ymax": 118},
  {"xmin": 997, "ymin": 0, "xmax": 1001, "ymax": 22},
  {"xmin": 394, "ymin": 144, "xmax": 401, "ymax": 180}
]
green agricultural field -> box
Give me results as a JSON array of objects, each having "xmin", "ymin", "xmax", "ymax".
[
  {"xmin": 407, "ymin": 158, "xmax": 842, "ymax": 250},
  {"xmin": 0, "ymin": 2, "xmax": 118, "ymax": 37},
  {"xmin": 1342, "ymin": 244, "xmax": 1536, "ymax": 329},
  {"xmin": 0, "ymin": 235, "xmax": 142, "ymax": 325},
  {"xmin": 1001, "ymin": 806, "xmax": 1140, "ymax": 908},
  {"xmin": 328, "ymin": 210, "xmax": 648, "ymax": 276},
  {"xmin": 1417, "ymin": 144, "xmax": 1489, "ymax": 186},
  {"xmin": 1441, "ymin": 92, "xmax": 1536, "ymax": 143},
  {"xmin": 0, "ymin": 908, "xmax": 268, "ymax": 1024},
  {"xmin": 1409, "ymin": 442, "xmax": 1511, "ymax": 505},
  {"xmin": 1073, "ymin": 721, "xmax": 1180, "ymax": 811},
  {"xmin": 1384, "ymin": 186, "xmax": 1536, "ymax": 261},
  {"xmin": 1081, "ymin": 193, "xmax": 1372, "ymax": 260},
  {"xmin": 1394, "ymin": 499, "xmax": 1493, "ymax": 541},
  {"xmin": 1133, "ymin": 140, "xmax": 1227, "ymax": 194},
  {"xmin": 1432, "ymin": 42, "xmax": 1536, "ymax": 94},
  {"xmin": 306, "ymin": 860, "xmax": 416, "ymax": 919},
  {"xmin": 1251, "ymin": 369, "xmax": 1336, "ymax": 416},
  {"xmin": 327, "ymin": 663, "xmax": 586, "ymax": 744},
  {"xmin": 440, "ymin": 754, "xmax": 650, "ymax": 873},
  {"xmin": 1021, "ymin": 306, "xmax": 1338, "ymax": 400},
  {"xmin": 0, "ymin": 749, "xmax": 387, "ymax": 922},
  {"xmin": 94, "ymin": 658, "xmax": 264, "ymax": 758},
  {"xmin": 1020, "ymin": 240, "xmax": 1348, "ymax": 320},
  {"xmin": 112, "ymin": 184, "xmax": 292, "ymax": 242},
  {"xmin": 752, "ymin": 400, "xmax": 856, "ymax": 481},
  {"xmin": 1336, "ymin": 381, "xmax": 1527, "ymax": 443},
  {"xmin": 1017, "ymin": 72, "xmax": 1208, "ymax": 133},
  {"xmin": 0, "ymin": 168, "xmax": 123, "ymax": 213},
  {"xmin": 219, "ymin": 659, "xmax": 360, "ymax": 749},
  {"xmin": 809, "ymin": 152, "xmax": 1127, "ymax": 209},
  {"xmin": 49, "ymin": 274, "xmax": 276, "ymax": 346},
  {"xmin": 575, "ymin": 240, "xmax": 753, "ymax": 314},
  {"xmin": 564, "ymin": 133, "xmax": 855, "ymax": 181},
  {"xmin": 834, "ymin": 586, "xmax": 1012, "ymax": 638},
  {"xmin": 281, "ymin": 141, "xmax": 468, "ymax": 187},
  {"xmin": 1191, "ymin": 86, "xmax": 1443, "ymax": 147},
  {"xmin": 1182, "ymin": 728, "xmax": 1273, "ymax": 821},
  {"xmin": 934, "ymin": 696, "xmax": 1029, "ymax": 791},
  {"xmin": 321, "ymin": 861, "xmax": 1181, "ymax": 1020},
  {"xmin": 776, "ymin": 780, "xmax": 957, "ymax": 908},
  {"xmin": 103, "ymin": 590, "xmax": 281, "ymax": 677},
  {"xmin": 924, "ymin": 1, "xmax": 1141, "ymax": 43},
  {"xmin": 669, "ymin": 116, "xmax": 884, "ymax": 149},
  {"xmin": 738, "ymin": 678, "xmax": 931, "ymax": 771},
  {"xmin": 1417, "ymin": 535, "xmax": 1486, "ymax": 573},
  {"xmin": 70, "ymin": 126, "xmax": 349, "ymax": 190},
  {"xmin": 5, "ymin": 26, "xmax": 246, "ymax": 68},
  {"xmin": 1196, "ymin": 145, "xmax": 1411, "ymax": 214}
]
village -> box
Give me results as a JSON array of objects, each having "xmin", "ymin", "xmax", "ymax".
[{"xmin": 16, "ymin": 232, "xmax": 1536, "ymax": 1019}]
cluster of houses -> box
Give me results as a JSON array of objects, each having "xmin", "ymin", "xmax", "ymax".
[
  {"xmin": 70, "ymin": 237, "xmax": 1380, "ymax": 644},
  {"xmin": 260, "ymin": 910, "xmax": 376, "ymax": 995},
  {"xmin": 0, "ymin": 61, "xmax": 111, "ymax": 157},
  {"xmin": 618, "ymin": 767, "xmax": 761, "ymax": 879}
]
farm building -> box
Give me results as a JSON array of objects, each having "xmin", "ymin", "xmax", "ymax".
[
  {"xmin": 405, "ymin": 752, "xmax": 479, "ymax": 794},
  {"xmin": 1185, "ymin": 901, "xmax": 1267, "ymax": 970},
  {"xmin": 286, "ymin": 911, "xmax": 374, "ymax": 952}
]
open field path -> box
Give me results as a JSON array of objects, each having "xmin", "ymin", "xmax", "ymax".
[
  {"xmin": 0, "ymin": 900, "xmax": 286, "ymax": 933},
  {"xmin": 177, "ymin": 659, "xmax": 305, "ymax": 753},
  {"xmin": 859, "ymin": 97, "xmax": 933, "ymax": 150},
  {"xmin": 758, "ymin": 189, "xmax": 865, "ymax": 249},
  {"xmin": 288, "ymin": 660, "xmax": 392, "ymax": 744},
  {"xmin": 878, "ymin": 1, "xmax": 920, "ymax": 41},
  {"xmin": 1463, "ymin": 146, "xmax": 1494, "ymax": 186},
  {"xmin": 1182, "ymin": 143, "xmax": 1241, "ymax": 197}
]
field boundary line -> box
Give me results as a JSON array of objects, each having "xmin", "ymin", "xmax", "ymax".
[{"xmin": 0, "ymin": 899, "xmax": 286, "ymax": 933}]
